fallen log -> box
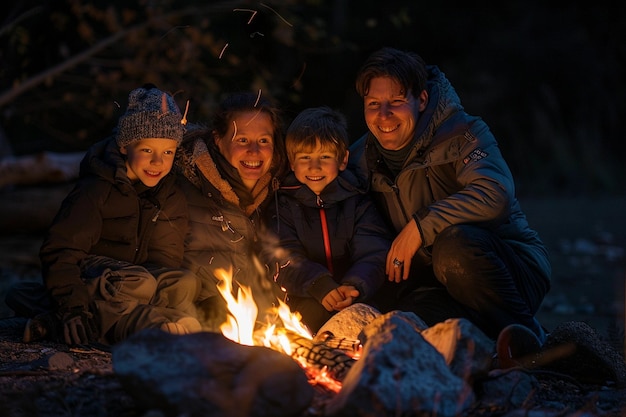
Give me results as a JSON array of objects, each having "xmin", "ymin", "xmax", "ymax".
[{"xmin": 0, "ymin": 151, "xmax": 84, "ymax": 189}]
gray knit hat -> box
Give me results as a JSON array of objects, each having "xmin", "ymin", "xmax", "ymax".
[{"xmin": 115, "ymin": 84, "xmax": 185, "ymax": 148}]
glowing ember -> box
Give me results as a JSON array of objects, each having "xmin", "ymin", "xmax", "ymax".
[{"xmin": 297, "ymin": 359, "xmax": 343, "ymax": 393}]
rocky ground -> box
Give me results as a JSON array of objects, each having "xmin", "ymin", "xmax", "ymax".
[
  {"xmin": 1, "ymin": 310, "xmax": 626, "ymax": 417},
  {"xmin": 0, "ymin": 185, "xmax": 625, "ymax": 416}
]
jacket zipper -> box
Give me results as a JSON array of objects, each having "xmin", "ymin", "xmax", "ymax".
[
  {"xmin": 317, "ymin": 195, "xmax": 334, "ymax": 274},
  {"xmin": 391, "ymin": 183, "xmax": 412, "ymax": 226}
]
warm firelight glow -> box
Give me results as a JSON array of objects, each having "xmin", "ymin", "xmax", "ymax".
[{"xmin": 214, "ymin": 268, "xmax": 346, "ymax": 392}]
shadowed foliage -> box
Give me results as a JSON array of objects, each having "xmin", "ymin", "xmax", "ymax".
[{"xmin": 1, "ymin": 0, "xmax": 625, "ymax": 196}]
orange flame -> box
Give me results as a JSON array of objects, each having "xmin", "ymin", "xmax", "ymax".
[
  {"xmin": 215, "ymin": 268, "xmax": 257, "ymax": 345},
  {"xmin": 213, "ymin": 268, "xmax": 345, "ymax": 392}
]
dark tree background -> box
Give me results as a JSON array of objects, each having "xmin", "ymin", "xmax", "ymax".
[{"xmin": 1, "ymin": 0, "xmax": 625, "ymax": 197}]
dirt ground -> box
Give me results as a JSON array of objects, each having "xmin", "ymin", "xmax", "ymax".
[{"xmin": 521, "ymin": 196, "xmax": 626, "ymax": 345}]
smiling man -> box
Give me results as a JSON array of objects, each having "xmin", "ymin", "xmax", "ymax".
[{"xmin": 348, "ymin": 47, "xmax": 552, "ymax": 368}]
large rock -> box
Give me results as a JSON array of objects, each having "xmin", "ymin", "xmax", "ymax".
[
  {"xmin": 422, "ymin": 318, "xmax": 495, "ymax": 382},
  {"xmin": 541, "ymin": 321, "xmax": 626, "ymax": 386},
  {"xmin": 112, "ymin": 329, "xmax": 314, "ymax": 417},
  {"xmin": 325, "ymin": 311, "xmax": 475, "ymax": 417}
]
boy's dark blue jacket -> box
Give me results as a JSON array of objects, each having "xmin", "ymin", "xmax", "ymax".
[{"xmin": 264, "ymin": 168, "xmax": 392, "ymax": 305}]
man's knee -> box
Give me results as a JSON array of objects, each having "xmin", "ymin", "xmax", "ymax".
[
  {"xmin": 433, "ymin": 225, "xmax": 476, "ymax": 255},
  {"xmin": 431, "ymin": 225, "xmax": 484, "ymax": 287}
]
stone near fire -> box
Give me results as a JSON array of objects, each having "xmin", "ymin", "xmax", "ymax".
[
  {"xmin": 422, "ymin": 318, "xmax": 495, "ymax": 382},
  {"xmin": 316, "ymin": 302, "xmax": 382, "ymax": 341},
  {"xmin": 325, "ymin": 311, "xmax": 475, "ymax": 417},
  {"xmin": 112, "ymin": 329, "xmax": 314, "ymax": 417}
]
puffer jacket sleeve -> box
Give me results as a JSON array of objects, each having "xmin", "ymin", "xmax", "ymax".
[
  {"xmin": 416, "ymin": 117, "xmax": 515, "ymax": 247},
  {"xmin": 40, "ymin": 179, "xmax": 107, "ymax": 311},
  {"xmin": 339, "ymin": 194, "xmax": 391, "ymax": 299}
]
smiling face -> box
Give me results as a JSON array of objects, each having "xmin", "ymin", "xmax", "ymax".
[
  {"xmin": 121, "ymin": 138, "xmax": 178, "ymax": 187},
  {"xmin": 290, "ymin": 139, "xmax": 348, "ymax": 195},
  {"xmin": 363, "ymin": 76, "xmax": 428, "ymax": 150},
  {"xmin": 215, "ymin": 110, "xmax": 275, "ymax": 191}
]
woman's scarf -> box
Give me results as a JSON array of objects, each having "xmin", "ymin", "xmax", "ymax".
[{"xmin": 193, "ymin": 143, "xmax": 272, "ymax": 217}]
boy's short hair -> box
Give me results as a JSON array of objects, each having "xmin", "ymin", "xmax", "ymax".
[{"xmin": 285, "ymin": 106, "xmax": 348, "ymax": 164}]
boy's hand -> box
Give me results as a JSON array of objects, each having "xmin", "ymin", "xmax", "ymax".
[{"xmin": 321, "ymin": 285, "xmax": 360, "ymax": 311}]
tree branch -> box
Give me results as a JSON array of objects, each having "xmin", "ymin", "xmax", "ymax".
[{"xmin": 0, "ymin": 3, "xmax": 239, "ymax": 108}]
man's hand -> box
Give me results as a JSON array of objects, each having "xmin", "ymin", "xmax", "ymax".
[
  {"xmin": 321, "ymin": 285, "xmax": 360, "ymax": 311},
  {"xmin": 61, "ymin": 307, "xmax": 97, "ymax": 345},
  {"xmin": 386, "ymin": 220, "xmax": 422, "ymax": 282}
]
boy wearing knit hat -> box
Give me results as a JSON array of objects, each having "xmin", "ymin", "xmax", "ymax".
[
  {"xmin": 116, "ymin": 84, "xmax": 185, "ymax": 187},
  {"xmin": 6, "ymin": 84, "xmax": 202, "ymax": 345}
]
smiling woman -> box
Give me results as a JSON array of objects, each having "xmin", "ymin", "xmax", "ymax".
[
  {"xmin": 214, "ymin": 110, "xmax": 275, "ymax": 191},
  {"xmin": 174, "ymin": 91, "xmax": 288, "ymax": 331}
]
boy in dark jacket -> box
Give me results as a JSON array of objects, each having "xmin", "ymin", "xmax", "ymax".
[
  {"xmin": 264, "ymin": 106, "xmax": 391, "ymax": 334},
  {"xmin": 6, "ymin": 85, "xmax": 201, "ymax": 345}
]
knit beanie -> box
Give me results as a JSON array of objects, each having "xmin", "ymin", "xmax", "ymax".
[{"xmin": 115, "ymin": 84, "xmax": 185, "ymax": 148}]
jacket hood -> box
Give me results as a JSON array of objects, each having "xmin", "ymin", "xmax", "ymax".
[
  {"xmin": 79, "ymin": 137, "xmax": 129, "ymax": 185},
  {"xmin": 412, "ymin": 65, "xmax": 465, "ymax": 151},
  {"xmin": 174, "ymin": 136, "xmax": 209, "ymax": 189}
]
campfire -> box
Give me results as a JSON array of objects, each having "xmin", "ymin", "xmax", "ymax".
[
  {"xmin": 112, "ymin": 267, "xmax": 501, "ymax": 417},
  {"xmin": 111, "ymin": 268, "xmax": 626, "ymax": 417},
  {"xmin": 213, "ymin": 267, "xmax": 360, "ymax": 393}
]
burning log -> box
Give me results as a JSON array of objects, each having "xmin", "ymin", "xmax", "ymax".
[
  {"xmin": 287, "ymin": 331, "xmax": 356, "ymax": 382},
  {"xmin": 314, "ymin": 330, "xmax": 362, "ymax": 358},
  {"xmin": 212, "ymin": 269, "xmax": 364, "ymax": 392}
]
